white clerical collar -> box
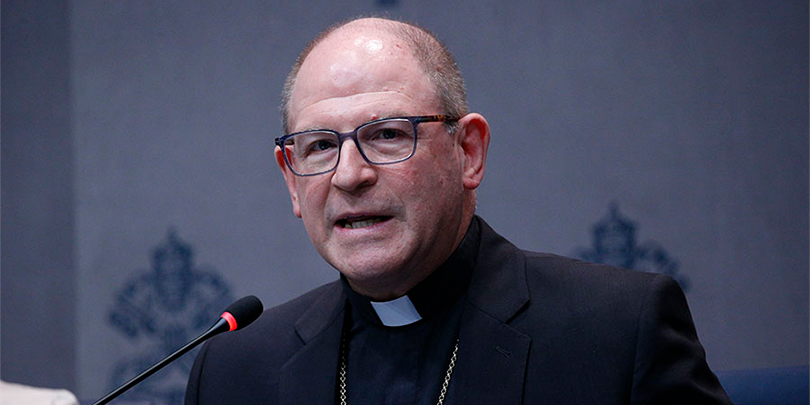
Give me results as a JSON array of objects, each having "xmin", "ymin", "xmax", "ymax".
[{"xmin": 369, "ymin": 294, "xmax": 423, "ymax": 327}]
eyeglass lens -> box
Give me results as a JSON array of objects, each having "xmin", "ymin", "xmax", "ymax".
[{"xmin": 282, "ymin": 118, "xmax": 416, "ymax": 175}]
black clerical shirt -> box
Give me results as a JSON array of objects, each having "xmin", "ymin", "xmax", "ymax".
[{"xmin": 340, "ymin": 219, "xmax": 479, "ymax": 405}]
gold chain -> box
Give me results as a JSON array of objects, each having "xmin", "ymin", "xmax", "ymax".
[
  {"xmin": 338, "ymin": 337, "xmax": 460, "ymax": 405},
  {"xmin": 338, "ymin": 333, "xmax": 348, "ymax": 404},
  {"xmin": 435, "ymin": 339, "xmax": 459, "ymax": 405}
]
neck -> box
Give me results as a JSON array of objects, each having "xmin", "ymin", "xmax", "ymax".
[
  {"xmin": 345, "ymin": 213, "xmax": 476, "ymax": 301},
  {"xmin": 345, "ymin": 273, "xmax": 425, "ymax": 301},
  {"xmin": 341, "ymin": 217, "xmax": 479, "ymax": 327}
]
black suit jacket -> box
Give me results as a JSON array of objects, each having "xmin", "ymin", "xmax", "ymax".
[{"xmin": 186, "ymin": 217, "xmax": 730, "ymax": 404}]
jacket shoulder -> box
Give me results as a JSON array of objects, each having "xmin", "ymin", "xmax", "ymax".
[
  {"xmin": 258, "ymin": 280, "xmax": 343, "ymax": 331},
  {"xmin": 185, "ymin": 280, "xmax": 342, "ymax": 404},
  {"xmin": 523, "ymin": 251, "xmax": 662, "ymax": 293},
  {"xmin": 519, "ymin": 251, "xmax": 675, "ymax": 327}
]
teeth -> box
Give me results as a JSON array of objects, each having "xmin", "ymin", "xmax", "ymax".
[{"xmin": 343, "ymin": 217, "xmax": 383, "ymax": 229}]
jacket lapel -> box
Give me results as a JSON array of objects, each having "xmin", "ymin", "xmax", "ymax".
[
  {"xmin": 278, "ymin": 217, "xmax": 532, "ymax": 404},
  {"xmin": 453, "ymin": 303, "xmax": 531, "ymax": 404},
  {"xmin": 452, "ymin": 217, "xmax": 532, "ymax": 404},
  {"xmin": 279, "ymin": 281, "xmax": 346, "ymax": 405}
]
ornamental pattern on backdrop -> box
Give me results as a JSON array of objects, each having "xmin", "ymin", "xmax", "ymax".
[
  {"xmin": 573, "ymin": 204, "xmax": 690, "ymax": 292},
  {"xmin": 108, "ymin": 229, "xmax": 233, "ymax": 405}
]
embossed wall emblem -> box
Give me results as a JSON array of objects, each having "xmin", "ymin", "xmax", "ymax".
[
  {"xmin": 108, "ymin": 230, "xmax": 233, "ymax": 404},
  {"xmin": 573, "ymin": 204, "xmax": 690, "ymax": 292}
]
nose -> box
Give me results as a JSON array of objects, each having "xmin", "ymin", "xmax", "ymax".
[{"xmin": 331, "ymin": 140, "xmax": 378, "ymax": 191}]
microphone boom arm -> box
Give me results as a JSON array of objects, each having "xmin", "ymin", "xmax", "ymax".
[
  {"xmin": 93, "ymin": 317, "xmax": 230, "ymax": 405},
  {"xmin": 92, "ymin": 295, "xmax": 262, "ymax": 404}
]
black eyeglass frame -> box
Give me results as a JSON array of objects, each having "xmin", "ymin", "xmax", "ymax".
[{"xmin": 274, "ymin": 115, "xmax": 459, "ymax": 177}]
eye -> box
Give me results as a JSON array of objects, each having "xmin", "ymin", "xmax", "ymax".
[
  {"xmin": 312, "ymin": 139, "xmax": 336, "ymax": 151},
  {"xmin": 358, "ymin": 120, "xmax": 414, "ymax": 150},
  {"xmin": 376, "ymin": 128, "xmax": 406, "ymax": 140},
  {"xmin": 296, "ymin": 133, "xmax": 338, "ymax": 158}
]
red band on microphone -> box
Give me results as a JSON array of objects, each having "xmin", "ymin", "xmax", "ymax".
[{"xmin": 221, "ymin": 312, "xmax": 237, "ymax": 332}]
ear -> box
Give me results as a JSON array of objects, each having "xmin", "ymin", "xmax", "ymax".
[
  {"xmin": 455, "ymin": 113, "xmax": 490, "ymax": 190},
  {"xmin": 275, "ymin": 145, "xmax": 302, "ymax": 218}
]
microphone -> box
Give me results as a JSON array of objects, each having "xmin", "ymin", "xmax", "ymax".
[{"xmin": 93, "ymin": 295, "xmax": 263, "ymax": 405}]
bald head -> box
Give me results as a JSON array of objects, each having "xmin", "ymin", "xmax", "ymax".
[{"xmin": 281, "ymin": 17, "xmax": 468, "ymax": 133}]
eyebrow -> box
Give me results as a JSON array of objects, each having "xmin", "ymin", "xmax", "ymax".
[{"xmin": 295, "ymin": 111, "xmax": 411, "ymax": 133}]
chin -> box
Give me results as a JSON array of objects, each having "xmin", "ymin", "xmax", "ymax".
[
  {"xmin": 334, "ymin": 256, "xmax": 411, "ymax": 293},
  {"xmin": 340, "ymin": 259, "xmax": 402, "ymax": 280}
]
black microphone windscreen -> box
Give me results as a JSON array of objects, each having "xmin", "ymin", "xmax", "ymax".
[{"xmin": 223, "ymin": 295, "xmax": 263, "ymax": 330}]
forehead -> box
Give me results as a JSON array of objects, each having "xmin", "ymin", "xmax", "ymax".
[{"xmin": 288, "ymin": 23, "xmax": 440, "ymax": 131}]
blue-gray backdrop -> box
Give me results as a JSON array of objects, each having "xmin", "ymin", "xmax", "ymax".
[{"xmin": 2, "ymin": 1, "xmax": 807, "ymax": 404}]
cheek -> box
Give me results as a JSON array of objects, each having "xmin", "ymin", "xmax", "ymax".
[
  {"xmin": 296, "ymin": 179, "xmax": 330, "ymax": 217},
  {"xmin": 422, "ymin": 142, "xmax": 463, "ymax": 188},
  {"xmin": 400, "ymin": 149, "xmax": 463, "ymax": 210}
]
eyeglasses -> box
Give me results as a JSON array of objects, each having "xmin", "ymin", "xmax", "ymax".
[{"xmin": 275, "ymin": 115, "xmax": 458, "ymax": 176}]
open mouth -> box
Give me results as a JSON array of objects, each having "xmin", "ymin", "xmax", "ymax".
[{"xmin": 337, "ymin": 216, "xmax": 391, "ymax": 229}]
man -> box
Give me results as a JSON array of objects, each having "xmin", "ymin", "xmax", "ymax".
[{"xmin": 186, "ymin": 17, "xmax": 731, "ymax": 404}]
